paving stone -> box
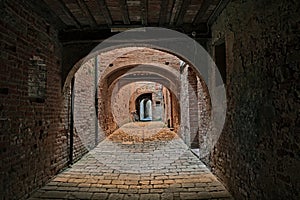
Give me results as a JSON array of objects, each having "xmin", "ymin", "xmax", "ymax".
[
  {"xmin": 138, "ymin": 189, "xmax": 150, "ymax": 194},
  {"xmin": 70, "ymin": 191, "xmax": 93, "ymax": 199},
  {"xmin": 41, "ymin": 191, "xmax": 70, "ymax": 198},
  {"xmin": 117, "ymin": 185, "xmax": 129, "ymax": 189},
  {"xmin": 28, "ymin": 122, "xmax": 232, "ymax": 200},
  {"xmin": 140, "ymin": 193, "xmax": 160, "ymax": 200},
  {"xmin": 162, "ymin": 192, "xmax": 174, "ymax": 200},
  {"xmin": 180, "ymin": 192, "xmax": 211, "ymax": 200},
  {"xmin": 106, "ymin": 188, "xmax": 119, "ymax": 193},
  {"xmin": 123, "ymin": 194, "xmax": 140, "ymax": 200},
  {"xmin": 196, "ymin": 192, "xmax": 212, "ymax": 199},
  {"xmin": 210, "ymin": 191, "xmax": 232, "ymax": 198},
  {"xmin": 42, "ymin": 185, "xmax": 58, "ymax": 190},
  {"xmin": 108, "ymin": 193, "xmax": 124, "ymax": 200}
]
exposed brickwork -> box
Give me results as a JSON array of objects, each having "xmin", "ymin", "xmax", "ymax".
[
  {"xmin": 112, "ymin": 82, "xmax": 164, "ymax": 126},
  {"xmin": 171, "ymin": 92, "xmax": 180, "ymax": 133},
  {"xmin": 0, "ymin": 0, "xmax": 68, "ymax": 199},
  {"xmin": 180, "ymin": 65, "xmax": 211, "ymax": 151},
  {"xmin": 98, "ymin": 48, "xmax": 182, "ymax": 136},
  {"xmin": 197, "ymin": 76, "xmax": 211, "ymax": 164},
  {"xmin": 73, "ymin": 59, "xmax": 96, "ymax": 158},
  {"xmin": 188, "ymin": 68, "xmax": 199, "ymax": 148},
  {"xmin": 210, "ymin": 0, "xmax": 300, "ymax": 199},
  {"xmin": 1, "ymin": 1, "xmax": 299, "ymax": 199}
]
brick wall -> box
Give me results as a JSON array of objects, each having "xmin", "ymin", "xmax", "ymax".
[
  {"xmin": 197, "ymin": 76, "xmax": 211, "ymax": 164},
  {"xmin": 73, "ymin": 59, "xmax": 97, "ymax": 158},
  {"xmin": 180, "ymin": 65, "xmax": 211, "ymax": 151},
  {"xmin": 112, "ymin": 82, "xmax": 164, "ymax": 126},
  {"xmin": 98, "ymin": 47, "xmax": 182, "ymax": 136},
  {"xmin": 0, "ymin": 0, "xmax": 68, "ymax": 199},
  {"xmin": 210, "ymin": 0, "xmax": 300, "ymax": 199},
  {"xmin": 188, "ymin": 68, "xmax": 199, "ymax": 148}
]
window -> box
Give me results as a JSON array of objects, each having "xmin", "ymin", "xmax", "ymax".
[{"xmin": 28, "ymin": 56, "xmax": 46, "ymax": 102}]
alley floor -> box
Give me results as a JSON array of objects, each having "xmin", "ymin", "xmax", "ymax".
[{"xmin": 28, "ymin": 122, "xmax": 233, "ymax": 200}]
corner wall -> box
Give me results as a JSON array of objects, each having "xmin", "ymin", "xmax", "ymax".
[{"xmin": 210, "ymin": 0, "xmax": 300, "ymax": 199}]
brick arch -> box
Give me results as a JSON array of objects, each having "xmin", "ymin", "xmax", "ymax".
[
  {"xmin": 62, "ymin": 46, "xmax": 181, "ymax": 91},
  {"xmin": 128, "ymin": 84, "xmax": 180, "ymax": 131},
  {"xmin": 63, "ymin": 35, "xmax": 216, "ymax": 148},
  {"xmin": 129, "ymin": 86, "xmax": 159, "ymax": 113},
  {"xmin": 62, "ymin": 29, "xmax": 223, "ymax": 134},
  {"xmin": 99, "ymin": 63, "xmax": 181, "ymax": 136}
]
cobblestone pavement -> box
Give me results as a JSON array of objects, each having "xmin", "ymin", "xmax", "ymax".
[{"xmin": 28, "ymin": 122, "xmax": 233, "ymax": 200}]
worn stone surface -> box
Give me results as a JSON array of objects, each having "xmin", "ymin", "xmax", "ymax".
[
  {"xmin": 28, "ymin": 122, "xmax": 232, "ymax": 200},
  {"xmin": 209, "ymin": 0, "xmax": 300, "ymax": 199}
]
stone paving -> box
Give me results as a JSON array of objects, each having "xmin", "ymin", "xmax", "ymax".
[{"xmin": 28, "ymin": 122, "xmax": 233, "ymax": 200}]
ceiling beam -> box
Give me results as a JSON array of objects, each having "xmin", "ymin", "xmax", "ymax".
[
  {"xmin": 169, "ymin": 0, "xmax": 183, "ymax": 25},
  {"xmin": 207, "ymin": 0, "xmax": 230, "ymax": 26},
  {"xmin": 26, "ymin": 0, "xmax": 66, "ymax": 30},
  {"xmin": 58, "ymin": 23, "xmax": 210, "ymax": 44},
  {"xmin": 77, "ymin": 0, "xmax": 98, "ymax": 27},
  {"xmin": 140, "ymin": 0, "xmax": 148, "ymax": 25},
  {"xmin": 176, "ymin": 0, "xmax": 191, "ymax": 26},
  {"xmin": 59, "ymin": 29, "xmax": 117, "ymax": 43},
  {"xmin": 43, "ymin": 0, "xmax": 81, "ymax": 28},
  {"xmin": 159, "ymin": 0, "xmax": 170, "ymax": 26},
  {"xmin": 97, "ymin": 0, "xmax": 113, "ymax": 26},
  {"xmin": 58, "ymin": 0, "xmax": 82, "ymax": 27},
  {"xmin": 192, "ymin": 0, "xmax": 210, "ymax": 25},
  {"xmin": 119, "ymin": 0, "xmax": 131, "ymax": 25}
]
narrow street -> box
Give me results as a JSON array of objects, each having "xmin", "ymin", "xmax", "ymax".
[{"xmin": 28, "ymin": 122, "xmax": 232, "ymax": 200}]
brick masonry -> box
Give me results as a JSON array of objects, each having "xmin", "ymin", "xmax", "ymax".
[
  {"xmin": 97, "ymin": 47, "xmax": 182, "ymax": 136},
  {"xmin": 111, "ymin": 82, "xmax": 164, "ymax": 126},
  {"xmin": 74, "ymin": 59, "xmax": 97, "ymax": 157},
  {"xmin": 1, "ymin": 0, "xmax": 299, "ymax": 199},
  {"xmin": 209, "ymin": 0, "xmax": 300, "ymax": 199},
  {"xmin": 0, "ymin": 0, "xmax": 68, "ymax": 199}
]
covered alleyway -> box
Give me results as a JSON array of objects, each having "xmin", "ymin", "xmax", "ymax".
[
  {"xmin": 1, "ymin": 0, "xmax": 299, "ymax": 199},
  {"xmin": 28, "ymin": 122, "xmax": 232, "ymax": 200}
]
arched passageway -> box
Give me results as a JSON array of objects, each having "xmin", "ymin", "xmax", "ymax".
[
  {"xmin": 2, "ymin": 1, "xmax": 299, "ymax": 199},
  {"xmin": 28, "ymin": 44, "xmax": 228, "ymax": 199}
]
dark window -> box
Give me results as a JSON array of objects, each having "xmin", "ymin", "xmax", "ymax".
[
  {"xmin": 28, "ymin": 56, "xmax": 46, "ymax": 103},
  {"xmin": 215, "ymin": 42, "xmax": 226, "ymax": 86}
]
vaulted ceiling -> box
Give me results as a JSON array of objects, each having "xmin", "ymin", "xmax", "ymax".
[{"xmin": 37, "ymin": 0, "xmax": 229, "ymax": 43}]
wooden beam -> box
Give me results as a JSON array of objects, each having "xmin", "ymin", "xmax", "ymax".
[
  {"xmin": 176, "ymin": 0, "xmax": 191, "ymax": 26},
  {"xmin": 169, "ymin": 0, "xmax": 183, "ymax": 25},
  {"xmin": 119, "ymin": 0, "xmax": 131, "ymax": 24},
  {"xmin": 97, "ymin": 0, "xmax": 113, "ymax": 26},
  {"xmin": 43, "ymin": 0, "xmax": 81, "ymax": 28},
  {"xmin": 77, "ymin": 0, "xmax": 98, "ymax": 27},
  {"xmin": 159, "ymin": 0, "xmax": 170, "ymax": 26},
  {"xmin": 141, "ymin": 0, "xmax": 148, "ymax": 25},
  {"xmin": 59, "ymin": 24, "xmax": 210, "ymax": 44},
  {"xmin": 26, "ymin": 0, "xmax": 66, "ymax": 30},
  {"xmin": 192, "ymin": 0, "xmax": 210, "ymax": 25},
  {"xmin": 59, "ymin": 29, "xmax": 116, "ymax": 43},
  {"xmin": 207, "ymin": 0, "xmax": 230, "ymax": 26},
  {"xmin": 58, "ymin": 0, "xmax": 82, "ymax": 27}
]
